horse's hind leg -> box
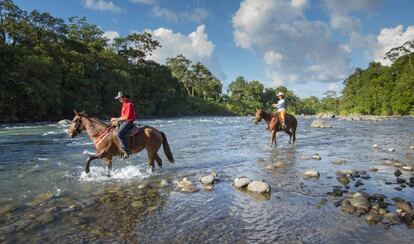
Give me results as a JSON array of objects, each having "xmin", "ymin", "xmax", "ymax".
[
  {"xmin": 146, "ymin": 149, "xmax": 156, "ymax": 172},
  {"xmin": 285, "ymin": 130, "xmax": 293, "ymax": 144},
  {"xmin": 155, "ymin": 153, "xmax": 162, "ymax": 168}
]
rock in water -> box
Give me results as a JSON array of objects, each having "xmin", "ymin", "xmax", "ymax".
[
  {"xmin": 246, "ymin": 181, "xmax": 270, "ymax": 194},
  {"xmin": 401, "ymin": 166, "xmax": 414, "ymax": 171},
  {"xmin": 365, "ymin": 213, "xmax": 381, "ymax": 224},
  {"xmin": 348, "ymin": 195, "xmax": 371, "ymax": 213},
  {"xmin": 58, "ymin": 119, "xmax": 71, "ymax": 125},
  {"xmin": 394, "ymin": 169, "xmax": 402, "ymax": 177},
  {"xmin": 233, "ymin": 177, "xmax": 252, "ymax": 188},
  {"xmin": 388, "ymin": 148, "xmax": 395, "ymax": 152},
  {"xmin": 311, "ymin": 154, "xmax": 322, "ymax": 160},
  {"xmin": 382, "ymin": 213, "xmax": 401, "ymax": 225},
  {"xmin": 368, "ymin": 166, "xmax": 378, "ymax": 172},
  {"xmin": 310, "ymin": 119, "xmax": 332, "ymax": 128},
  {"xmin": 372, "ymin": 144, "xmax": 379, "ymax": 148},
  {"xmin": 177, "ymin": 177, "xmax": 198, "ymax": 193},
  {"xmin": 303, "ymin": 170, "xmax": 320, "ymax": 179},
  {"xmin": 200, "ymin": 175, "xmax": 214, "ymax": 185},
  {"xmin": 273, "ymin": 161, "xmax": 285, "ymax": 168}
]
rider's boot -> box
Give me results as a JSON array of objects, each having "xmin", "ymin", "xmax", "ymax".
[{"xmin": 121, "ymin": 148, "xmax": 130, "ymax": 159}]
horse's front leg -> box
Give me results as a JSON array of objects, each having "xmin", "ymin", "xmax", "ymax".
[
  {"xmin": 85, "ymin": 152, "xmax": 105, "ymax": 173},
  {"xmin": 270, "ymin": 129, "xmax": 277, "ymax": 148}
]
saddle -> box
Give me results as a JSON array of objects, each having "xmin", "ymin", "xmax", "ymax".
[{"xmin": 112, "ymin": 123, "xmax": 142, "ymax": 137}]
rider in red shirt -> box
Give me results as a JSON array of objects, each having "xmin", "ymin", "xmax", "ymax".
[{"xmin": 111, "ymin": 91, "xmax": 136, "ymax": 159}]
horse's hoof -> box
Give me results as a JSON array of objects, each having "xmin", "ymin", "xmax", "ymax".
[{"xmin": 85, "ymin": 168, "xmax": 90, "ymax": 174}]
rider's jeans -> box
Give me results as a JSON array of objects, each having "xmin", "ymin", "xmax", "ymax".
[{"xmin": 117, "ymin": 122, "xmax": 133, "ymax": 151}]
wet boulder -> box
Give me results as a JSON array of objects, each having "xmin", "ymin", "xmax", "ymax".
[
  {"xmin": 394, "ymin": 169, "xmax": 402, "ymax": 177},
  {"xmin": 348, "ymin": 195, "xmax": 371, "ymax": 214},
  {"xmin": 382, "ymin": 212, "xmax": 401, "ymax": 225},
  {"xmin": 246, "ymin": 181, "xmax": 270, "ymax": 194},
  {"xmin": 337, "ymin": 176, "xmax": 350, "ymax": 186},
  {"xmin": 310, "ymin": 119, "xmax": 332, "ymax": 128},
  {"xmin": 311, "ymin": 153, "xmax": 322, "ymax": 160},
  {"xmin": 401, "ymin": 166, "xmax": 414, "ymax": 172},
  {"xmin": 365, "ymin": 213, "xmax": 381, "ymax": 224},
  {"xmin": 233, "ymin": 177, "xmax": 252, "ymax": 188},
  {"xmin": 303, "ymin": 169, "xmax": 320, "ymax": 179}
]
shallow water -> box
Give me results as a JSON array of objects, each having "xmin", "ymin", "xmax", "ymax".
[{"xmin": 0, "ymin": 116, "xmax": 414, "ymax": 243}]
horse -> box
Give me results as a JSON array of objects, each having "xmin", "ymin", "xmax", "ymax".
[
  {"xmin": 254, "ymin": 108, "xmax": 297, "ymax": 148},
  {"xmin": 67, "ymin": 110, "xmax": 174, "ymax": 175}
]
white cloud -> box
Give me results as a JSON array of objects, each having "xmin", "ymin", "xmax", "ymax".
[
  {"xmin": 372, "ymin": 25, "xmax": 414, "ymax": 65},
  {"xmin": 233, "ymin": 0, "xmax": 350, "ymax": 85},
  {"xmin": 82, "ymin": 0, "xmax": 122, "ymax": 12},
  {"xmin": 128, "ymin": 0, "xmax": 155, "ymax": 5},
  {"xmin": 290, "ymin": 0, "xmax": 308, "ymax": 9},
  {"xmin": 151, "ymin": 6, "xmax": 179, "ymax": 22},
  {"xmin": 144, "ymin": 25, "xmax": 225, "ymax": 80},
  {"xmin": 103, "ymin": 30, "xmax": 120, "ymax": 44},
  {"xmin": 151, "ymin": 6, "xmax": 209, "ymax": 23},
  {"xmin": 324, "ymin": 0, "xmax": 382, "ymax": 33}
]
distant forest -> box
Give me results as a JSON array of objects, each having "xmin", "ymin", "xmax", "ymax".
[{"xmin": 0, "ymin": 0, "xmax": 413, "ymax": 122}]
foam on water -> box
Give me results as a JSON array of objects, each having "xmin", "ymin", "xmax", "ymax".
[
  {"xmin": 42, "ymin": 131, "xmax": 58, "ymax": 136},
  {"xmin": 78, "ymin": 165, "xmax": 151, "ymax": 182}
]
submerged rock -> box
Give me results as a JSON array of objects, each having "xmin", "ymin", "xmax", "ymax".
[
  {"xmin": 310, "ymin": 119, "xmax": 332, "ymax": 128},
  {"xmin": 26, "ymin": 192, "xmax": 54, "ymax": 207},
  {"xmin": 337, "ymin": 176, "xmax": 350, "ymax": 185},
  {"xmin": 348, "ymin": 195, "xmax": 371, "ymax": 213},
  {"xmin": 332, "ymin": 159, "xmax": 346, "ymax": 165},
  {"xmin": 159, "ymin": 179, "xmax": 169, "ymax": 187},
  {"xmin": 394, "ymin": 169, "xmax": 402, "ymax": 177},
  {"xmin": 246, "ymin": 181, "xmax": 270, "ymax": 194},
  {"xmin": 303, "ymin": 169, "xmax": 320, "ymax": 179},
  {"xmin": 233, "ymin": 177, "xmax": 252, "ymax": 188}
]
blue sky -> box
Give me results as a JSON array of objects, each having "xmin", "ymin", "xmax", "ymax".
[{"xmin": 14, "ymin": 0, "xmax": 414, "ymax": 98}]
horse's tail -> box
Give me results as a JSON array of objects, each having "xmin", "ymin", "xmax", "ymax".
[{"xmin": 161, "ymin": 132, "xmax": 174, "ymax": 163}]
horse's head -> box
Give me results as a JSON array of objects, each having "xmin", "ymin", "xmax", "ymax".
[
  {"xmin": 67, "ymin": 109, "xmax": 87, "ymax": 138},
  {"xmin": 254, "ymin": 108, "xmax": 265, "ymax": 124}
]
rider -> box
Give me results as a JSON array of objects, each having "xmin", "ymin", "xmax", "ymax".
[
  {"xmin": 272, "ymin": 92, "xmax": 287, "ymax": 129},
  {"xmin": 111, "ymin": 91, "xmax": 136, "ymax": 159}
]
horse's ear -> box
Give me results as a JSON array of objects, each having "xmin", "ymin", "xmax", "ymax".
[
  {"xmin": 256, "ymin": 108, "xmax": 259, "ymax": 112},
  {"xmin": 73, "ymin": 109, "xmax": 78, "ymax": 115}
]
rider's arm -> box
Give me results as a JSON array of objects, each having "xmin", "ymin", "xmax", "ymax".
[{"xmin": 117, "ymin": 103, "xmax": 134, "ymax": 122}]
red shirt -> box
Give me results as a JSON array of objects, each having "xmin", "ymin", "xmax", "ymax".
[{"xmin": 121, "ymin": 101, "xmax": 136, "ymax": 122}]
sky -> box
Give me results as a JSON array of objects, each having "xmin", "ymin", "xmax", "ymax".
[{"xmin": 14, "ymin": 0, "xmax": 414, "ymax": 98}]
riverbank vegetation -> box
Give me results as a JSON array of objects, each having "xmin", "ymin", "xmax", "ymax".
[{"xmin": 0, "ymin": 0, "xmax": 413, "ymax": 122}]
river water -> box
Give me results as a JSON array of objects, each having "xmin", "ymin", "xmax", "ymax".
[{"xmin": 0, "ymin": 116, "xmax": 413, "ymax": 243}]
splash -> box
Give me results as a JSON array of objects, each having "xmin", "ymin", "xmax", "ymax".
[{"xmin": 78, "ymin": 165, "xmax": 151, "ymax": 182}]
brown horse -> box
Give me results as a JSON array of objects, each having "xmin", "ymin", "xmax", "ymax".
[
  {"xmin": 254, "ymin": 109, "xmax": 297, "ymax": 147},
  {"xmin": 67, "ymin": 110, "xmax": 174, "ymax": 174}
]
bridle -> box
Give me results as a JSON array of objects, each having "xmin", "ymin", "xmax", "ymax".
[{"xmin": 69, "ymin": 114, "xmax": 85, "ymax": 137}]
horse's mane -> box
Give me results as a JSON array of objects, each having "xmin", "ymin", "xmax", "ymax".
[{"xmin": 85, "ymin": 116, "xmax": 110, "ymax": 127}]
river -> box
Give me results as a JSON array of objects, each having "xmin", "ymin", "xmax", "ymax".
[{"xmin": 0, "ymin": 116, "xmax": 413, "ymax": 243}]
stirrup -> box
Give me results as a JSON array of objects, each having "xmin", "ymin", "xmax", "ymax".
[{"xmin": 121, "ymin": 150, "xmax": 129, "ymax": 159}]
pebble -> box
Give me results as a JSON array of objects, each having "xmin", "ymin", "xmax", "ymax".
[
  {"xmin": 368, "ymin": 166, "xmax": 378, "ymax": 172},
  {"xmin": 233, "ymin": 177, "xmax": 252, "ymax": 188},
  {"xmin": 394, "ymin": 169, "xmax": 402, "ymax": 177},
  {"xmin": 394, "ymin": 187, "xmax": 403, "ymax": 191},
  {"xmin": 131, "ymin": 201, "xmax": 143, "ymax": 208},
  {"xmin": 396, "ymin": 178, "xmax": 406, "ymax": 184},
  {"xmin": 26, "ymin": 192, "xmax": 54, "ymax": 207},
  {"xmin": 336, "ymin": 169, "xmax": 356, "ymax": 176},
  {"xmin": 410, "ymin": 146, "xmax": 414, "ymax": 149},
  {"xmin": 200, "ymin": 175, "xmax": 215, "ymax": 185},
  {"xmin": 348, "ymin": 195, "xmax": 371, "ymax": 213},
  {"xmin": 246, "ymin": 181, "xmax": 270, "ymax": 194},
  {"xmin": 388, "ymin": 148, "xmax": 395, "ymax": 152},
  {"xmin": 372, "ymin": 144, "xmax": 379, "ymax": 148},
  {"xmin": 303, "ymin": 169, "xmax": 320, "ymax": 179}
]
